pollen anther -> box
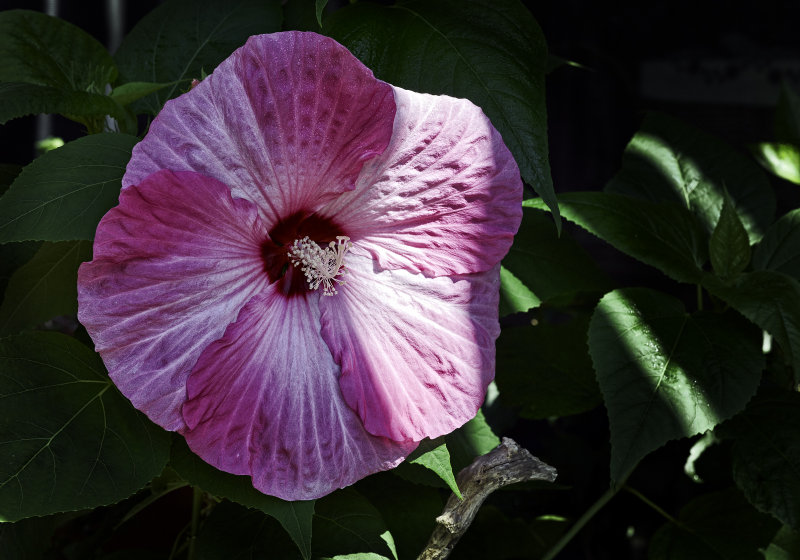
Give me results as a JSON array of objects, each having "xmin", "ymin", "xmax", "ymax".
[{"xmin": 288, "ymin": 236, "xmax": 352, "ymax": 295}]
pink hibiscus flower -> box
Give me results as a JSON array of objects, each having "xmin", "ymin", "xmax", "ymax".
[{"xmin": 77, "ymin": 31, "xmax": 522, "ymax": 500}]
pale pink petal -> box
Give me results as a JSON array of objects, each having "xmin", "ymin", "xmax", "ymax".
[
  {"xmin": 78, "ymin": 170, "xmax": 270, "ymax": 432},
  {"xmin": 123, "ymin": 32, "xmax": 395, "ymax": 225},
  {"xmin": 182, "ymin": 284, "xmax": 416, "ymax": 500},
  {"xmin": 319, "ymin": 249, "xmax": 500, "ymax": 442},
  {"xmin": 320, "ymin": 86, "xmax": 523, "ymax": 277}
]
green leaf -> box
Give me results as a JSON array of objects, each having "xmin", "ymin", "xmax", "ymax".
[
  {"xmin": 606, "ymin": 112, "xmax": 775, "ymax": 243},
  {"xmin": 323, "ymin": 554, "xmax": 391, "ymax": 560},
  {"xmin": 409, "ymin": 441, "xmax": 461, "ymax": 498},
  {"xmin": 722, "ymin": 388, "xmax": 800, "ymax": 529},
  {"xmin": 752, "ymin": 142, "xmax": 800, "ymax": 185},
  {"xmin": 501, "ymin": 207, "xmax": 611, "ymax": 313},
  {"xmin": 496, "ymin": 310, "xmax": 601, "ymax": 419},
  {"xmin": 0, "ymin": 331, "xmax": 171, "ymax": 521},
  {"xmin": 315, "ymin": 0, "xmax": 328, "ymax": 28},
  {"xmin": 589, "ymin": 288, "xmax": 764, "ymax": 484},
  {"xmin": 709, "ymin": 190, "xmax": 751, "ymax": 280},
  {"xmin": 775, "ymin": 83, "xmax": 800, "ymax": 146},
  {"xmin": 196, "ymin": 500, "xmax": 304, "ymax": 560},
  {"xmin": 649, "ymin": 488, "xmax": 780, "ymax": 560},
  {"xmin": 114, "ymin": 0, "xmax": 282, "ymax": 115},
  {"xmin": 703, "ymin": 270, "xmax": 800, "ymax": 380},
  {"xmin": 0, "ymin": 133, "xmax": 138, "ymax": 243},
  {"xmin": 0, "ymin": 240, "xmax": 91, "ymax": 336},
  {"xmin": 445, "ymin": 409, "xmax": 500, "ymax": 473},
  {"xmin": 0, "ymin": 10, "xmax": 116, "ymax": 90},
  {"xmin": 326, "ymin": 0, "xmax": 558, "ymax": 227},
  {"xmin": 0, "ymin": 82, "xmax": 125, "ymax": 126},
  {"xmin": 764, "ymin": 525, "xmax": 800, "ymax": 560},
  {"xmin": 169, "ymin": 436, "xmax": 313, "ymax": 560},
  {"xmin": 499, "ymin": 266, "xmax": 540, "ymax": 316},
  {"xmin": 110, "ymin": 81, "xmax": 175, "ymax": 107},
  {"xmin": 753, "ymin": 208, "xmax": 800, "ymax": 280},
  {"xmin": 313, "ymin": 488, "xmax": 397, "ymax": 560},
  {"xmin": 526, "ymin": 193, "xmax": 708, "ymax": 284}
]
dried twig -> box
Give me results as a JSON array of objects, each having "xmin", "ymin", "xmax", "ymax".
[{"xmin": 417, "ymin": 437, "xmax": 557, "ymax": 560}]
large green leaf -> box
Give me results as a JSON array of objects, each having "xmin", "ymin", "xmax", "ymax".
[
  {"xmin": 589, "ymin": 288, "xmax": 764, "ymax": 484},
  {"xmin": 496, "ymin": 310, "xmax": 601, "ymax": 419},
  {"xmin": 196, "ymin": 500, "xmax": 304, "ymax": 560},
  {"xmin": 0, "ymin": 133, "xmax": 138, "ymax": 243},
  {"xmin": 0, "ymin": 331, "xmax": 171, "ymax": 521},
  {"xmin": 313, "ymin": 488, "xmax": 397, "ymax": 560},
  {"xmin": 169, "ymin": 436, "xmax": 314, "ymax": 559},
  {"xmin": 606, "ymin": 112, "xmax": 775, "ymax": 243},
  {"xmin": 753, "ymin": 208, "xmax": 800, "ymax": 281},
  {"xmin": 500, "ymin": 208, "xmax": 611, "ymax": 313},
  {"xmin": 326, "ymin": 0, "xmax": 557, "ymax": 224},
  {"xmin": 709, "ymin": 190, "xmax": 751, "ymax": 280},
  {"xmin": 722, "ymin": 389, "xmax": 800, "ymax": 529},
  {"xmin": 114, "ymin": 0, "xmax": 282, "ymax": 115},
  {"xmin": 649, "ymin": 489, "xmax": 780, "ymax": 560},
  {"xmin": 525, "ymin": 193, "xmax": 708, "ymax": 284},
  {"xmin": 0, "ymin": 82, "xmax": 125, "ymax": 126},
  {"xmin": 703, "ymin": 270, "xmax": 800, "ymax": 380},
  {"xmin": 0, "ymin": 241, "xmax": 91, "ymax": 336},
  {"xmin": 0, "ymin": 10, "xmax": 116, "ymax": 90}
]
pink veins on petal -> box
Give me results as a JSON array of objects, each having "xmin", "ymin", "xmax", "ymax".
[{"xmin": 77, "ymin": 31, "xmax": 523, "ymax": 500}]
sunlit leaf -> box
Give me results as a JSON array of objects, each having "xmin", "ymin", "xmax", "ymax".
[
  {"xmin": 496, "ymin": 311, "xmax": 601, "ymax": 419},
  {"xmin": 606, "ymin": 112, "xmax": 775, "ymax": 243},
  {"xmin": 649, "ymin": 489, "xmax": 780, "ymax": 560},
  {"xmin": 326, "ymin": 0, "xmax": 558, "ymax": 227},
  {"xmin": 0, "ymin": 331, "xmax": 170, "ymax": 521},
  {"xmin": 313, "ymin": 488, "xmax": 397, "ymax": 560},
  {"xmin": 114, "ymin": 0, "xmax": 282, "ymax": 115},
  {"xmin": 753, "ymin": 142, "xmax": 800, "ymax": 185},
  {"xmin": 525, "ymin": 193, "xmax": 708, "ymax": 284},
  {"xmin": 0, "ymin": 241, "xmax": 91, "ymax": 336},
  {"xmin": 169, "ymin": 436, "xmax": 313, "ymax": 559},
  {"xmin": 722, "ymin": 388, "xmax": 800, "ymax": 530},
  {"xmin": 589, "ymin": 288, "xmax": 764, "ymax": 484},
  {"xmin": 445, "ymin": 409, "xmax": 500, "ymax": 473},
  {"xmin": 408, "ymin": 440, "xmax": 460, "ymax": 498},
  {"xmin": 499, "ymin": 266, "xmax": 540, "ymax": 316},
  {"xmin": 0, "ymin": 133, "xmax": 138, "ymax": 242}
]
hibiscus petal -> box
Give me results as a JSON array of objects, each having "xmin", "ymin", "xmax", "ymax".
[
  {"xmin": 182, "ymin": 285, "xmax": 415, "ymax": 500},
  {"xmin": 78, "ymin": 170, "xmax": 270, "ymax": 432},
  {"xmin": 322, "ymin": 86, "xmax": 523, "ymax": 277},
  {"xmin": 123, "ymin": 31, "xmax": 396, "ymax": 226},
  {"xmin": 320, "ymin": 250, "xmax": 500, "ymax": 442}
]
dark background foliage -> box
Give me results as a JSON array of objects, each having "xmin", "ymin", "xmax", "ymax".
[{"xmin": 2, "ymin": 1, "xmax": 800, "ymax": 559}]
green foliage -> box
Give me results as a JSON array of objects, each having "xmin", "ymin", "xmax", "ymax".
[
  {"xmin": 114, "ymin": 0, "xmax": 283, "ymax": 115},
  {"xmin": 649, "ymin": 489, "xmax": 780, "ymax": 560},
  {"xmin": 326, "ymin": 0, "xmax": 558, "ymax": 227},
  {"xmin": 0, "ymin": 241, "xmax": 91, "ymax": 335},
  {"xmin": 722, "ymin": 389, "xmax": 800, "ymax": 529},
  {"xmin": 0, "ymin": 133, "xmax": 138, "ymax": 242},
  {"xmin": 408, "ymin": 440, "xmax": 461, "ymax": 498},
  {"xmin": 0, "ymin": 332, "xmax": 171, "ymax": 522},
  {"xmin": 709, "ymin": 190, "xmax": 751, "ymax": 280},
  {"xmin": 589, "ymin": 288, "xmax": 763, "ymax": 484},
  {"xmin": 169, "ymin": 436, "xmax": 314, "ymax": 559}
]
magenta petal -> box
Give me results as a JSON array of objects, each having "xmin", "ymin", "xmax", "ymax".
[
  {"xmin": 182, "ymin": 285, "xmax": 415, "ymax": 500},
  {"xmin": 322, "ymin": 86, "xmax": 523, "ymax": 276},
  {"xmin": 78, "ymin": 170, "xmax": 270, "ymax": 431},
  {"xmin": 124, "ymin": 32, "xmax": 396, "ymax": 224},
  {"xmin": 320, "ymin": 250, "xmax": 501, "ymax": 442}
]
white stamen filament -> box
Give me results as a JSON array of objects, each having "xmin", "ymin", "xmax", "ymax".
[{"xmin": 288, "ymin": 236, "xmax": 352, "ymax": 296}]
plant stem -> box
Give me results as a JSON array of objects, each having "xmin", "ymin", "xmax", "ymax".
[
  {"xmin": 623, "ymin": 485, "xmax": 679, "ymax": 525},
  {"xmin": 187, "ymin": 486, "xmax": 203, "ymax": 560}
]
